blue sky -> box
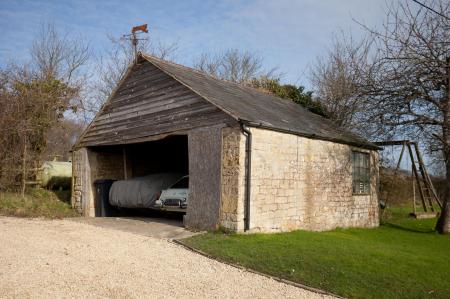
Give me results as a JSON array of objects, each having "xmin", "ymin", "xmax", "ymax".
[
  {"xmin": 1, "ymin": 0, "xmax": 438, "ymax": 171},
  {"xmin": 0, "ymin": 0, "xmax": 396, "ymax": 87}
]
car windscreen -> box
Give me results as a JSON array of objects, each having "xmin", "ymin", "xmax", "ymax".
[{"xmin": 171, "ymin": 177, "xmax": 188, "ymax": 189}]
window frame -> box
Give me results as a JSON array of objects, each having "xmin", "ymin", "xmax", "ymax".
[{"xmin": 352, "ymin": 151, "xmax": 371, "ymax": 195}]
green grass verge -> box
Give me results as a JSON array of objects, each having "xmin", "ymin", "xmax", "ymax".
[
  {"xmin": 0, "ymin": 188, "xmax": 79, "ymax": 219},
  {"xmin": 182, "ymin": 207, "xmax": 450, "ymax": 299}
]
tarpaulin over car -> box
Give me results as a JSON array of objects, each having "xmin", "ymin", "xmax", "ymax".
[{"xmin": 109, "ymin": 173, "xmax": 182, "ymax": 208}]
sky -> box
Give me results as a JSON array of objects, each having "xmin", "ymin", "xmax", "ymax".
[
  {"xmin": 0, "ymin": 0, "xmax": 397, "ymax": 87},
  {"xmin": 0, "ymin": 0, "xmax": 439, "ymax": 172}
]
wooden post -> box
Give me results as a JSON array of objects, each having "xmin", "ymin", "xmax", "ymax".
[
  {"xmin": 394, "ymin": 142, "xmax": 406, "ymax": 175},
  {"xmin": 412, "ymin": 142, "xmax": 437, "ymax": 211},
  {"xmin": 412, "ymin": 142, "xmax": 442, "ymax": 208},
  {"xmin": 20, "ymin": 141, "xmax": 27, "ymax": 198},
  {"xmin": 123, "ymin": 148, "xmax": 128, "ymax": 180},
  {"xmin": 407, "ymin": 143, "xmax": 428, "ymax": 212},
  {"xmin": 412, "ymin": 168, "xmax": 416, "ymax": 215}
]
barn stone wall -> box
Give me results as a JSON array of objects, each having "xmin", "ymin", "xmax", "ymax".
[
  {"xmin": 220, "ymin": 127, "xmax": 246, "ymax": 231},
  {"xmin": 220, "ymin": 127, "xmax": 379, "ymax": 232},
  {"xmin": 72, "ymin": 148, "xmax": 86, "ymax": 214},
  {"xmin": 72, "ymin": 148, "xmax": 95, "ymax": 216},
  {"xmin": 72, "ymin": 148, "xmax": 124, "ymax": 216}
]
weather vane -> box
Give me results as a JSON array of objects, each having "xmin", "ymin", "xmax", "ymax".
[{"xmin": 123, "ymin": 24, "xmax": 149, "ymax": 63}]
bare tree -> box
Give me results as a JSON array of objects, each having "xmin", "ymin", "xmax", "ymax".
[
  {"xmin": 0, "ymin": 67, "xmax": 20, "ymax": 191},
  {"xmin": 42, "ymin": 119, "xmax": 84, "ymax": 161},
  {"xmin": 310, "ymin": 32, "xmax": 374, "ymax": 130},
  {"xmin": 194, "ymin": 49, "xmax": 277, "ymax": 83},
  {"xmin": 0, "ymin": 23, "xmax": 90, "ymax": 195},
  {"xmin": 358, "ymin": 0, "xmax": 450, "ymax": 233},
  {"xmin": 31, "ymin": 23, "xmax": 90, "ymax": 82}
]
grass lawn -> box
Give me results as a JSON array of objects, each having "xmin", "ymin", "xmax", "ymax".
[
  {"xmin": 182, "ymin": 207, "xmax": 450, "ymax": 299},
  {"xmin": 0, "ymin": 188, "xmax": 78, "ymax": 219}
]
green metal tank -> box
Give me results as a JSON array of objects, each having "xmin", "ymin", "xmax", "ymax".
[{"xmin": 38, "ymin": 161, "xmax": 72, "ymax": 189}]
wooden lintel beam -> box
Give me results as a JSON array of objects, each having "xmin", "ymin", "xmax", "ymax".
[{"xmin": 373, "ymin": 140, "xmax": 410, "ymax": 146}]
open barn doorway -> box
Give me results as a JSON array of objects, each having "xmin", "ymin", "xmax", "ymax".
[
  {"xmin": 89, "ymin": 135, "xmax": 189, "ymax": 222},
  {"xmin": 126, "ymin": 135, "xmax": 188, "ymax": 177}
]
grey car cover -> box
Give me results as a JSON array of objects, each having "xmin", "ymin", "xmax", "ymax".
[{"xmin": 109, "ymin": 173, "xmax": 182, "ymax": 208}]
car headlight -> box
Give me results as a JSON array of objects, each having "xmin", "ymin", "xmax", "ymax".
[{"xmin": 180, "ymin": 199, "xmax": 187, "ymax": 208}]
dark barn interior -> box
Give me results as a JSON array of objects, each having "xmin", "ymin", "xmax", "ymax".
[
  {"xmin": 89, "ymin": 135, "xmax": 189, "ymax": 219},
  {"xmin": 127, "ymin": 135, "xmax": 188, "ymax": 177}
]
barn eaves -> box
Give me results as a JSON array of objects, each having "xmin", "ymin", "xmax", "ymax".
[{"xmin": 140, "ymin": 53, "xmax": 379, "ymax": 150}]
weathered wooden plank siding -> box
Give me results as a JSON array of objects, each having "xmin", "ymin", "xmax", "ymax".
[
  {"xmin": 78, "ymin": 60, "xmax": 235, "ymax": 147},
  {"xmin": 185, "ymin": 126, "xmax": 223, "ymax": 231}
]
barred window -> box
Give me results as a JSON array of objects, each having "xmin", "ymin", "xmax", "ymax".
[{"xmin": 352, "ymin": 151, "xmax": 370, "ymax": 195}]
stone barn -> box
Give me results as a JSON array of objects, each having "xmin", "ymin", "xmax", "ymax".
[{"xmin": 72, "ymin": 53, "xmax": 380, "ymax": 232}]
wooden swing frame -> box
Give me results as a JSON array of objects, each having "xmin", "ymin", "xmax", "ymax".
[{"xmin": 374, "ymin": 140, "xmax": 442, "ymax": 218}]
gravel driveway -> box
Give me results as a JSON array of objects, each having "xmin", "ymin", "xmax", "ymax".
[{"xmin": 0, "ymin": 217, "xmax": 333, "ymax": 299}]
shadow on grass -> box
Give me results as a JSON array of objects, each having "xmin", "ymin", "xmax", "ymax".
[
  {"xmin": 381, "ymin": 221, "xmax": 436, "ymax": 234},
  {"xmin": 51, "ymin": 189, "xmax": 71, "ymax": 203},
  {"xmin": 380, "ymin": 205, "xmax": 439, "ymax": 234}
]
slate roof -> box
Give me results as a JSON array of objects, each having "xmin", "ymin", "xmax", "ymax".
[{"xmin": 142, "ymin": 54, "xmax": 378, "ymax": 150}]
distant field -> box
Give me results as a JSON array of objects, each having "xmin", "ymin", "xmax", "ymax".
[
  {"xmin": 0, "ymin": 188, "xmax": 78, "ymax": 219},
  {"xmin": 182, "ymin": 206, "xmax": 450, "ymax": 299}
]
